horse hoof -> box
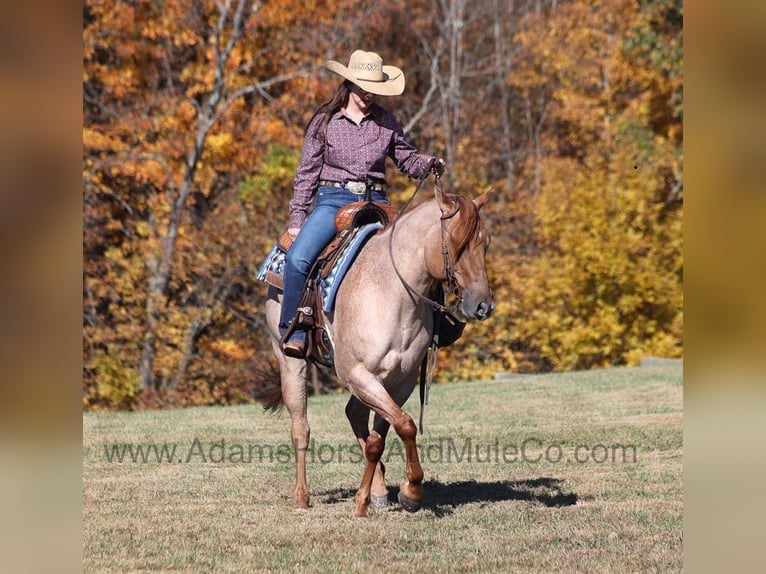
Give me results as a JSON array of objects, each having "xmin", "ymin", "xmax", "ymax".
[
  {"xmin": 398, "ymin": 491, "xmax": 422, "ymax": 513},
  {"xmin": 371, "ymin": 493, "xmax": 390, "ymax": 509}
]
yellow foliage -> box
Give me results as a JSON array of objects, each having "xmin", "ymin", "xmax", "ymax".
[
  {"xmin": 517, "ymin": 141, "xmax": 682, "ymax": 370},
  {"xmin": 94, "ymin": 352, "xmax": 140, "ymax": 410},
  {"xmin": 208, "ymin": 339, "xmax": 253, "ymax": 361},
  {"xmin": 206, "ymin": 132, "xmax": 235, "ymax": 157},
  {"xmin": 83, "ymin": 127, "xmax": 123, "ymax": 152}
]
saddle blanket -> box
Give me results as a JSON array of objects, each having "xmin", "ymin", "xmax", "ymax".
[{"xmin": 255, "ymin": 222, "xmax": 383, "ymax": 313}]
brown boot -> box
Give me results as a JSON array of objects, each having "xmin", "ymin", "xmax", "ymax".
[{"xmin": 283, "ymin": 338, "xmax": 306, "ymax": 359}]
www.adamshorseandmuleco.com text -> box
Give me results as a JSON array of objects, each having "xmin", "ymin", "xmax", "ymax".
[{"xmin": 99, "ymin": 436, "xmax": 638, "ymax": 466}]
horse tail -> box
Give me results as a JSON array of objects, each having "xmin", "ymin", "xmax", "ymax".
[{"xmin": 251, "ymin": 359, "xmax": 284, "ymax": 413}]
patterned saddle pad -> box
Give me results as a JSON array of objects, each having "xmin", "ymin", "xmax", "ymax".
[{"xmin": 255, "ymin": 222, "xmax": 383, "ymax": 313}]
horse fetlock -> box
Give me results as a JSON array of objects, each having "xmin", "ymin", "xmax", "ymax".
[
  {"xmin": 399, "ymin": 479, "xmax": 422, "ymax": 501},
  {"xmin": 372, "ymin": 462, "xmax": 387, "ymax": 496},
  {"xmin": 405, "ymin": 461, "xmax": 424, "ymax": 486},
  {"xmin": 294, "ymin": 486, "xmax": 310, "ymax": 510},
  {"xmin": 353, "ymin": 491, "xmax": 371, "ymax": 518}
]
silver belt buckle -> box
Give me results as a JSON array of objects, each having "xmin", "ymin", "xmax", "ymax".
[{"xmin": 346, "ymin": 181, "xmax": 366, "ymax": 195}]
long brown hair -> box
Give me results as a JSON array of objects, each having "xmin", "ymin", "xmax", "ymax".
[{"xmin": 305, "ymin": 80, "xmax": 352, "ymax": 140}]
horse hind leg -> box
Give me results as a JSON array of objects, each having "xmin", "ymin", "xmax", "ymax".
[
  {"xmin": 266, "ymin": 287, "xmax": 311, "ymax": 510},
  {"xmin": 270, "ymin": 335, "xmax": 311, "ymax": 510},
  {"xmin": 369, "ymin": 414, "xmax": 390, "ymax": 508},
  {"xmin": 345, "ymin": 398, "xmax": 391, "ymax": 513}
]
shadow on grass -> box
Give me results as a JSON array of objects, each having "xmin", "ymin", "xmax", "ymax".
[{"xmin": 318, "ymin": 477, "xmax": 580, "ymax": 517}]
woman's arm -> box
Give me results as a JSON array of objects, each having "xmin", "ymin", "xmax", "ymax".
[
  {"xmin": 385, "ymin": 115, "xmax": 443, "ymax": 179},
  {"xmin": 289, "ymin": 116, "xmax": 325, "ymax": 230}
]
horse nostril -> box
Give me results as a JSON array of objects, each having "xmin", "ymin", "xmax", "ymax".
[{"xmin": 477, "ymin": 300, "xmax": 494, "ymax": 320}]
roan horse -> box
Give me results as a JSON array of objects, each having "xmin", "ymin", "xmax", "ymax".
[{"xmin": 264, "ymin": 181, "xmax": 493, "ymax": 517}]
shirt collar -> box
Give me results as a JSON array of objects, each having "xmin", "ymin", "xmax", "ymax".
[{"xmin": 336, "ymin": 103, "xmax": 381, "ymax": 123}]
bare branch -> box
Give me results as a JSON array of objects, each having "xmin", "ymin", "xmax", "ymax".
[
  {"xmin": 218, "ymin": 69, "xmax": 312, "ymax": 117},
  {"xmin": 404, "ymin": 27, "xmax": 447, "ymax": 134}
]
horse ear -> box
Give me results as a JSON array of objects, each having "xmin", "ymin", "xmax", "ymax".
[
  {"xmin": 473, "ymin": 189, "xmax": 492, "ymax": 210},
  {"xmin": 434, "ymin": 181, "xmax": 456, "ymax": 213}
]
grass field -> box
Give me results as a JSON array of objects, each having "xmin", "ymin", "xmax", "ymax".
[{"xmin": 83, "ymin": 364, "xmax": 682, "ymax": 573}]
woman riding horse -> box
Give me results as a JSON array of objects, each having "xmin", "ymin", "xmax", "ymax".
[
  {"xmin": 279, "ymin": 49, "xmax": 445, "ymax": 358},
  {"xmin": 266, "ymin": 180, "xmax": 493, "ymax": 517}
]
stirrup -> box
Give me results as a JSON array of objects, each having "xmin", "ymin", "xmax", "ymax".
[
  {"xmin": 280, "ymin": 314, "xmax": 310, "ymax": 358},
  {"xmin": 282, "ymin": 338, "xmax": 306, "ymax": 359}
]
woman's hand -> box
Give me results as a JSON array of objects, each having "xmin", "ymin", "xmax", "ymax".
[{"xmin": 432, "ymin": 158, "xmax": 446, "ymax": 176}]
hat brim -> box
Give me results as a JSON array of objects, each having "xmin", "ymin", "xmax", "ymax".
[{"xmin": 325, "ymin": 60, "xmax": 405, "ymax": 96}]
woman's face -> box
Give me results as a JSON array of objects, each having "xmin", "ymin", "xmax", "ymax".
[{"xmin": 349, "ymin": 84, "xmax": 376, "ymax": 112}]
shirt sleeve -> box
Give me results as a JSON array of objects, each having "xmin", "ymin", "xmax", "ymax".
[
  {"xmin": 289, "ymin": 115, "xmax": 325, "ymax": 228},
  {"xmin": 386, "ymin": 115, "xmax": 435, "ymax": 180}
]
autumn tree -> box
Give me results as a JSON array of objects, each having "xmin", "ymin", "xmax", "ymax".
[
  {"xmin": 83, "ymin": 0, "xmax": 323, "ymax": 406},
  {"xmin": 83, "ymin": 0, "xmax": 683, "ymax": 408},
  {"xmin": 509, "ymin": 0, "xmax": 683, "ymax": 370}
]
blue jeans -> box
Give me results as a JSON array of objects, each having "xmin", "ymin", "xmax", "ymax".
[{"xmin": 279, "ymin": 186, "xmax": 387, "ymax": 339}]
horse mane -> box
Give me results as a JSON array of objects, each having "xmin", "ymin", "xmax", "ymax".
[
  {"xmin": 449, "ymin": 194, "xmax": 481, "ymax": 260},
  {"xmin": 392, "ymin": 193, "xmax": 481, "ymax": 258}
]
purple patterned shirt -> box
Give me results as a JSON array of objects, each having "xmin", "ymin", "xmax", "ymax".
[{"xmin": 288, "ymin": 104, "xmax": 436, "ymax": 228}]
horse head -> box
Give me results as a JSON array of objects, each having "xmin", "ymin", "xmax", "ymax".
[{"xmin": 427, "ymin": 184, "xmax": 494, "ymax": 321}]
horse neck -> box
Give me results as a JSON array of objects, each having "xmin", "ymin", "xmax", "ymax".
[{"xmin": 385, "ymin": 200, "xmax": 443, "ymax": 294}]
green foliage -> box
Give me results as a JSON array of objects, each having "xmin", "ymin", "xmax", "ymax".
[{"xmin": 240, "ymin": 143, "xmax": 300, "ymax": 203}]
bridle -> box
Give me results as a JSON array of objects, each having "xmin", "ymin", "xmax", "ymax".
[
  {"xmin": 388, "ymin": 173, "xmax": 463, "ymax": 315},
  {"xmin": 438, "ymin": 190, "xmax": 462, "ymax": 304}
]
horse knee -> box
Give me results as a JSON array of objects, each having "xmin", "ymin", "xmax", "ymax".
[
  {"xmin": 365, "ymin": 432, "xmax": 385, "ymax": 463},
  {"xmin": 394, "ymin": 416, "xmax": 417, "ymax": 442}
]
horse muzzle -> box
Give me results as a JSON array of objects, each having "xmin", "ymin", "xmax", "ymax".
[{"xmin": 461, "ymin": 292, "xmax": 494, "ymax": 321}]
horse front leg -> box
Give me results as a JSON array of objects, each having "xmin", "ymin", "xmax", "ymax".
[
  {"xmin": 393, "ymin": 415, "xmax": 424, "ymax": 512},
  {"xmin": 345, "ymin": 398, "xmax": 390, "ymax": 509},
  {"xmin": 349, "ymin": 376, "xmax": 424, "ymax": 515}
]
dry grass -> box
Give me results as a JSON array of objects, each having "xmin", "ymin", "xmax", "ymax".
[{"xmin": 83, "ymin": 365, "xmax": 682, "ymax": 573}]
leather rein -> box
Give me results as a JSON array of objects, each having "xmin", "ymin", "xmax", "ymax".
[{"xmin": 387, "ymin": 173, "xmax": 463, "ymax": 314}]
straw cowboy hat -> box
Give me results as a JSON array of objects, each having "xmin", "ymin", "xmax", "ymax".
[{"xmin": 325, "ymin": 50, "xmax": 405, "ymax": 96}]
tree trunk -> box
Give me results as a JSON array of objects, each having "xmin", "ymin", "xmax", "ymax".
[
  {"xmin": 138, "ymin": 0, "xmax": 250, "ymax": 390},
  {"xmin": 493, "ymin": 0, "xmax": 515, "ymax": 189}
]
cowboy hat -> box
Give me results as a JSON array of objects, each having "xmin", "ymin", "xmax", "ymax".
[{"xmin": 325, "ymin": 50, "xmax": 405, "ymax": 96}]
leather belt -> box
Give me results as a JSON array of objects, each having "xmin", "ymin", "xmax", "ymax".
[{"xmin": 318, "ymin": 179, "xmax": 386, "ymax": 194}]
